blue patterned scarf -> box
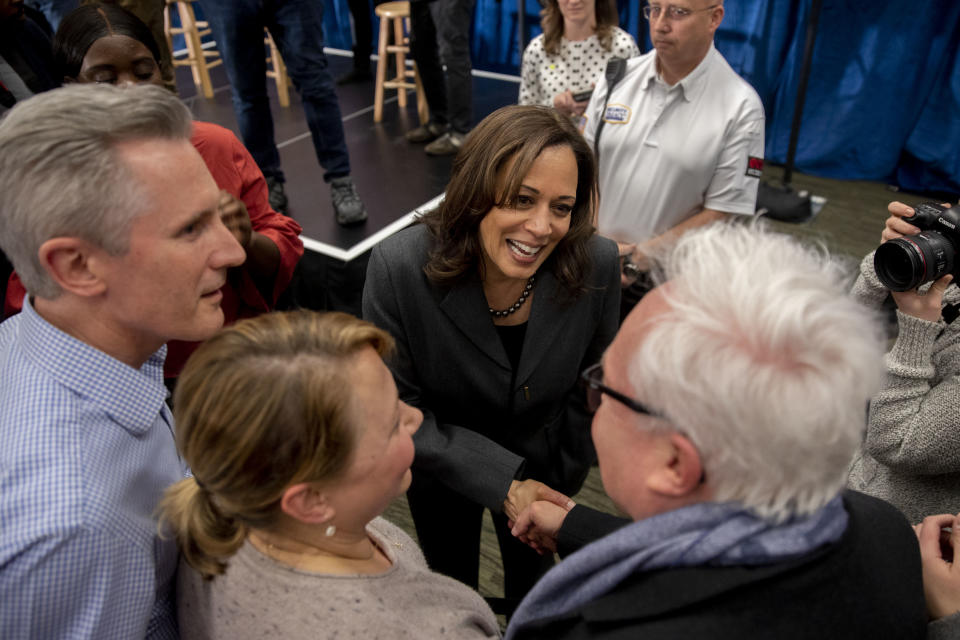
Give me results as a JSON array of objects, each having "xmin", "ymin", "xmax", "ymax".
[{"xmin": 505, "ymin": 495, "xmax": 848, "ymax": 638}]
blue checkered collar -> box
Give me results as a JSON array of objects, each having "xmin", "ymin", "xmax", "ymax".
[{"xmin": 18, "ymin": 298, "xmax": 170, "ymax": 436}]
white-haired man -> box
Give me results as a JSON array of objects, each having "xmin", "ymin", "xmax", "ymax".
[
  {"xmin": 0, "ymin": 84, "xmax": 245, "ymax": 638},
  {"xmin": 582, "ymin": 0, "xmax": 764, "ymax": 318},
  {"xmin": 506, "ymin": 223, "xmax": 927, "ymax": 639}
]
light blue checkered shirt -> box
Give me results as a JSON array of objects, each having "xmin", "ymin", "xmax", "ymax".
[{"xmin": 0, "ymin": 299, "xmax": 186, "ymax": 639}]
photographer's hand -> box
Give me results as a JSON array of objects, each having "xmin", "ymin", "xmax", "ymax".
[
  {"xmin": 891, "ymin": 274, "xmax": 952, "ymax": 322},
  {"xmin": 881, "ymin": 201, "xmax": 921, "ymax": 243},
  {"xmin": 881, "ymin": 200, "xmax": 954, "ymax": 243}
]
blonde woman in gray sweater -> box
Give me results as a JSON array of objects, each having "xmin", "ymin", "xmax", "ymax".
[
  {"xmin": 159, "ymin": 311, "xmax": 499, "ymax": 639},
  {"xmin": 849, "ymin": 200, "xmax": 960, "ymax": 524}
]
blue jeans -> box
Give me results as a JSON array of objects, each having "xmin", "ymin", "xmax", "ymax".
[{"xmin": 197, "ymin": 0, "xmax": 350, "ymax": 182}]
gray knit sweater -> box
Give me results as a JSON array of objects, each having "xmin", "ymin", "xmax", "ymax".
[
  {"xmin": 177, "ymin": 517, "xmax": 500, "ymax": 639},
  {"xmin": 848, "ymin": 251, "xmax": 960, "ymax": 524},
  {"xmin": 929, "ymin": 612, "xmax": 960, "ymax": 640}
]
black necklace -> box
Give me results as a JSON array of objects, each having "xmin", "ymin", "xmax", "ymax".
[{"xmin": 489, "ymin": 275, "xmax": 536, "ymax": 318}]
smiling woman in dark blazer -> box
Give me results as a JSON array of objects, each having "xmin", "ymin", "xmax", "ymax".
[{"xmin": 363, "ymin": 105, "xmax": 620, "ymax": 602}]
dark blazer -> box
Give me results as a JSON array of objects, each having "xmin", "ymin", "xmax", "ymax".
[
  {"xmin": 362, "ymin": 224, "xmax": 620, "ymax": 510},
  {"xmin": 513, "ymin": 491, "xmax": 928, "ymax": 640}
]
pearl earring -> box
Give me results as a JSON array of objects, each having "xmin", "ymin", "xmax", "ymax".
[{"xmin": 325, "ymin": 525, "xmax": 336, "ymax": 537}]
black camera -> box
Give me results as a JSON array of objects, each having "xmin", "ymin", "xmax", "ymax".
[{"xmin": 874, "ymin": 203, "xmax": 960, "ymax": 291}]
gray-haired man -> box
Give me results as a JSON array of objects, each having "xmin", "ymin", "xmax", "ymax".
[{"xmin": 0, "ymin": 84, "xmax": 244, "ymax": 638}]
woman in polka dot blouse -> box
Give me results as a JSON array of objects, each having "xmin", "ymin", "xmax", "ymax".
[{"xmin": 519, "ymin": 0, "xmax": 639, "ymax": 118}]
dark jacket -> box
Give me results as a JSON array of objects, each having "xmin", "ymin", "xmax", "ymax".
[
  {"xmin": 515, "ymin": 491, "xmax": 927, "ymax": 639},
  {"xmin": 362, "ymin": 223, "xmax": 620, "ymax": 510}
]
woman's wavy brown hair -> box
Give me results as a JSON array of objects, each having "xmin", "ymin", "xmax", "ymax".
[
  {"xmin": 541, "ymin": 0, "xmax": 620, "ymax": 55},
  {"xmin": 421, "ymin": 104, "xmax": 597, "ymax": 298},
  {"xmin": 157, "ymin": 310, "xmax": 393, "ymax": 580}
]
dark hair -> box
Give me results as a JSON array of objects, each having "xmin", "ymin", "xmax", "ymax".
[
  {"xmin": 420, "ymin": 105, "xmax": 597, "ymax": 297},
  {"xmin": 53, "ymin": 3, "xmax": 161, "ymax": 80},
  {"xmin": 541, "ymin": 0, "xmax": 619, "ymax": 56}
]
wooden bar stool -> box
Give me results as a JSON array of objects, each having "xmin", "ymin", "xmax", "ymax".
[
  {"xmin": 264, "ymin": 29, "xmax": 292, "ymax": 108},
  {"xmin": 163, "ymin": 0, "xmax": 222, "ymax": 99},
  {"xmin": 373, "ymin": 1, "xmax": 428, "ymax": 124}
]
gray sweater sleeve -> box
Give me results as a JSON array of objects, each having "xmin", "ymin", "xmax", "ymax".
[
  {"xmin": 855, "ymin": 252, "xmax": 960, "ymax": 475},
  {"xmin": 851, "ymin": 250, "xmax": 892, "ymax": 308},
  {"xmin": 928, "ymin": 612, "xmax": 960, "ymax": 640}
]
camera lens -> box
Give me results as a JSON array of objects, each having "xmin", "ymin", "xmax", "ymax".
[{"xmin": 875, "ymin": 231, "xmax": 955, "ymax": 291}]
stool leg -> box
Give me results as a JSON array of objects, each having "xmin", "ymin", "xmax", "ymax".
[
  {"xmin": 373, "ymin": 14, "xmax": 389, "ymax": 122},
  {"xmin": 180, "ymin": 3, "xmax": 214, "ymax": 99},
  {"xmin": 275, "ymin": 52, "xmax": 291, "ymax": 108},
  {"xmin": 266, "ymin": 30, "xmax": 291, "ymax": 108},
  {"xmin": 393, "ymin": 18, "xmax": 407, "ymax": 109},
  {"xmin": 163, "ymin": 4, "xmax": 176, "ymax": 59}
]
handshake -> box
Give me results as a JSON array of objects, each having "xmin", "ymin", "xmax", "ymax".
[{"xmin": 503, "ymin": 479, "xmax": 576, "ymax": 554}]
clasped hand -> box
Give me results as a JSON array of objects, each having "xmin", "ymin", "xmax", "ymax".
[
  {"xmin": 502, "ymin": 479, "xmax": 575, "ymax": 555},
  {"xmin": 915, "ymin": 513, "xmax": 960, "ymax": 620}
]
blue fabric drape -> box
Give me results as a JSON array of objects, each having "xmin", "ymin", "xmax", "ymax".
[{"xmin": 317, "ymin": 0, "xmax": 960, "ymax": 192}]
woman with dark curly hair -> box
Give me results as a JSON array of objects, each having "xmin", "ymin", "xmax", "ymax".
[{"xmin": 363, "ymin": 104, "xmax": 620, "ymax": 602}]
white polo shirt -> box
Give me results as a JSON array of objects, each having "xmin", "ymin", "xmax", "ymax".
[{"xmin": 582, "ymin": 44, "xmax": 765, "ymax": 244}]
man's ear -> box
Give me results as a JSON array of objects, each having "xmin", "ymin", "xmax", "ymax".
[
  {"xmin": 646, "ymin": 432, "xmax": 704, "ymax": 498},
  {"xmin": 37, "ymin": 237, "xmax": 106, "ymax": 298},
  {"xmin": 280, "ymin": 483, "xmax": 335, "ymax": 525},
  {"xmin": 708, "ymin": 5, "xmax": 724, "ymax": 32}
]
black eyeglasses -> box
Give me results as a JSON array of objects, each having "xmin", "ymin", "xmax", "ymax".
[{"xmin": 580, "ymin": 363, "xmax": 655, "ymax": 416}]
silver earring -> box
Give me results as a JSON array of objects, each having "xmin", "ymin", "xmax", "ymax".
[{"xmin": 324, "ymin": 525, "xmax": 336, "ymax": 537}]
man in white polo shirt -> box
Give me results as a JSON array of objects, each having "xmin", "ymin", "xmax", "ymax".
[{"xmin": 582, "ymin": 0, "xmax": 764, "ymax": 317}]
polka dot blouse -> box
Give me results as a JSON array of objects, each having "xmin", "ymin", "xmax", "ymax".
[{"xmin": 518, "ymin": 27, "xmax": 640, "ymax": 108}]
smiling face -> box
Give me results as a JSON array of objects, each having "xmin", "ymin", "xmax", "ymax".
[
  {"xmin": 74, "ymin": 34, "xmax": 163, "ymax": 86},
  {"xmin": 89, "ymin": 138, "xmax": 245, "ymax": 363},
  {"xmin": 478, "ymin": 145, "xmax": 578, "ymax": 286}
]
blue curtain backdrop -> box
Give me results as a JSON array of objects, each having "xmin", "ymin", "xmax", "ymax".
[{"xmin": 256, "ymin": 0, "xmax": 960, "ymax": 193}]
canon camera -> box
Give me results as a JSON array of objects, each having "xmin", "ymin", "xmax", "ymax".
[{"xmin": 874, "ymin": 203, "xmax": 960, "ymax": 291}]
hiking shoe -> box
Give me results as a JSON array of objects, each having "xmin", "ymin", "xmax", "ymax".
[
  {"xmin": 264, "ymin": 175, "xmax": 288, "ymax": 214},
  {"xmin": 336, "ymin": 67, "xmax": 373, "ymax": 85},
  {"xmin": 405, "ymin": 121, "xmax": 448, "ymax": 144},
  {"xmin": 425, "ymin": 131, "xmax": 465, "ymax": 156},
  {"xmin": 330, "ymin": 176, "xmax": 368, "ymax": 226}
]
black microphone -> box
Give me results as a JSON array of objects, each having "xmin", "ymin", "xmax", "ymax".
[{"xmin": 593, "ymin": 57, "xmax": 629, "ymax": 167}]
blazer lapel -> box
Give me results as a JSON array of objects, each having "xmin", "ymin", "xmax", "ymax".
[
  {"xmin": 516, "ymin": 269, "xmax": 569, "ymax": 384},
  {"xmin": 439, "ymin": 278, "xmax": 512, "ymax": 371}
]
